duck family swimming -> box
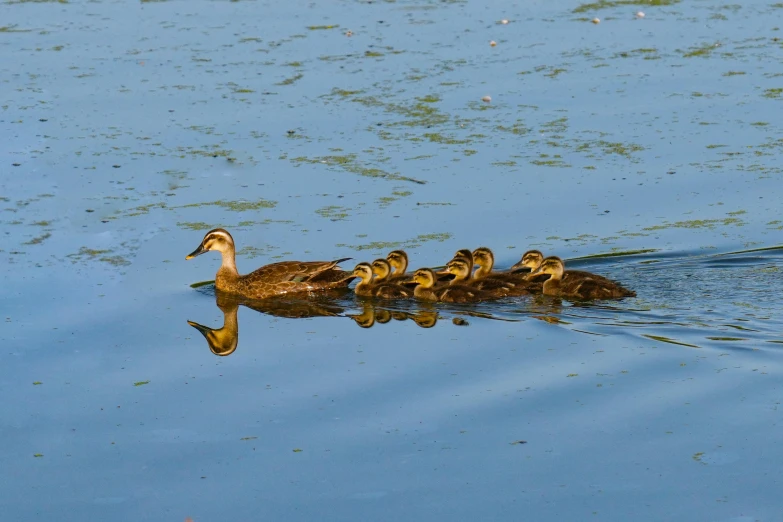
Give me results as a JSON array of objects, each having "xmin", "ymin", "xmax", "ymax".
[{"xmin": 186, "ymin": 229, "xmax": 635, "ymax": 302}]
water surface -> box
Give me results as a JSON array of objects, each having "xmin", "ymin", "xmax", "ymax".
[{"xmin": 2, "ymin": 0, "xmax": 782, "ymax": 520}]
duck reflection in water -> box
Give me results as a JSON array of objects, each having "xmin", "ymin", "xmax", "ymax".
[
  {"xmin": 187, "ymin": 290, "xmax": 346, "ymax": 356},
  {"xmin": 347, "ymin": 301, "xmax": 439, "ymax": 329}
]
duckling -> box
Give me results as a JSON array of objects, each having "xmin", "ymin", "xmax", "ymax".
[
  {"xmin": 353, "ymin": 262, "xmax": 414, "ymax": 299},
  {"xmin": 513, "ymin": 249, "xmax": 629, "ymax": 287},
  {"xmin": 472, "ymin": 247, "xmax": 541, "ymax": 287},
  {"xmin": 186, "ymin": 229, "xmax": 354, "ymax": 299},
  {"xmin": 531, "ymin": 256, "xmax": 636, "ymax": 299},
  {"xmin": 385, "ymin": 250, "xmax": 412, "ymax": 282},
  {"xmin": 412, "ymin": 267, "xmax": 497, "ymax": 303},
  {"xmin": 412, "ymin": 268, "xmax": 440, "ymax": 301}
]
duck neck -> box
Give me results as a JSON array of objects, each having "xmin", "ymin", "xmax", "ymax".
[
  {"xmin": 355, "ymin": 275, "xmax": 374, "ymax": 295},
  {"xmin": 414, "ymin": 284, "xmax": 437, "ymax": 301},
  {"xmin": 541, "ymin": 267, "xmax": 563, "ymax": 296},
  {"xmin": 451, "ymin": 271, "xmax": 470, "ymax": 285},
  {"xmin": 215, "ymin": 249, "xmax": 239, "ymax": 289},
  {"xmin": 474, "ymin": 263, "xmax": 492, "ymax": 279},
  {"xmin": 542, "ymin": 277, "xmax": 560, "ymax": 296}
]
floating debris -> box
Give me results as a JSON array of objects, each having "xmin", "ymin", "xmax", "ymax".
[
  {"xmin": 636, "ymin": 11, "xmax": 645, "ymax": 19},
  {"xmin": 481, "ymin": 95, "xmax": 492, "ymax": 103},
  {"xmin": 345, "ymin": 30, "xmax": 353, "ymax": 37},
  {"xmin": 591, "ymin": 18, "xmax": 601, "ymax": 24},
  {"xmin": 500, "ymin": 19, "xmax": 509, "ymax": 25},
  {"xmin": 452, "ymin": 317, "xmax": 469, "ymax": 326},
  {"xmin": 490, "ymin": 40, "xmax": 497, "ymax": 47}
]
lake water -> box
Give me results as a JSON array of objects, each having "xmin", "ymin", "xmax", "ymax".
[{"xmin": 2, "ymin": 0, "xmax": 782, "ymax": 520}]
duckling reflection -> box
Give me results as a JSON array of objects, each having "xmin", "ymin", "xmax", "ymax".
[
  {"xmin": 347, "ymin": 301, "xmax": 440, "ymax": 329},
  {"xmin": 187, "ymin": 291, "xmax": 347, "ymax": 356}
]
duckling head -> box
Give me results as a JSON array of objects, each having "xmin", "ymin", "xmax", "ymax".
[
  {"xmin": 386, "ymin": 250, "xmax": 409, "ymax": 274},
  {"xmin": 371, "ymin": 258, "xmax": 392, "ymax": 281},
  {"xmin": 446, "ymin": 258, "xmax": 472, "ymax": 281},
  {"xmin": 186, "ymin": 228, "xmax": 235, "ymax": 259},
  {"xmin": 511, "ymin": 249, "xmax": 544, "ymax": 271},
  {"xmin": 471, "ymin": 247, "xmax": 495, "ymax": 270},
  {"xmin": 412, "ymin": 268, "xmax": 436, "ymax": 288},
  {"xmin": 531, "ymin": 256, "xmax": 565, "ymax": 277},
  {"xmin": 453, "ymin": 249, "xmax": 473, "ymax": 263},
  {"xmin": 352, "ymin": 262, "xmax": 375, "ymax": 284}
]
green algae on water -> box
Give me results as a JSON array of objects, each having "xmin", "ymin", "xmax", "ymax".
[
  {"xmin": 23, "ymin": 232, "xmax": 51, "ymax": 245},
  {"xmin": 180, "ymin": 200, "xmax": 277, "ymax": 212},
  {"xmin": 573, "ymin": 0, "xmax": 680, "ymax": 13},
  {"xmin": 315, "ymin": 206, "xmax": 350, "ymax": 221},
  {"xmin": 277, "ymin": 73, "xmax": 304, "ymax": 86},
  {"xmin": 683, "ymin": 43, "xmax": 720, "ymax": 58}
]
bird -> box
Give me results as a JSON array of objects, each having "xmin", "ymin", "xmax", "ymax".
[
  {"xmin": 530, "ymin": 256, "xmax": 636, "ymax": 299},
  {"xmin": 513, "ymin": 249, "xmax": 632, "ymax": 288},
  {"xmin": 186, "ymin": 228, "xmax": 354, "ymax": 299},
  {"xmin": 385, "ymin": 250, "xmax": 412, "ymax": 282}
]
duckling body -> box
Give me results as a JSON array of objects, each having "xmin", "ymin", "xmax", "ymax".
[
  {"xmin": 186, "ymin": 229, "xmax": 354, "ymax": 299},
  {"xmin": 437, "ymin": 284, "xmax": 495, "ymax": 303},
  {"xmin": 531, "ymin": 256, "xmax": 635, "ymax": 299},
  {"xmin": 412, "ymin": 267, "xmax": 498, "ymax": 303}
]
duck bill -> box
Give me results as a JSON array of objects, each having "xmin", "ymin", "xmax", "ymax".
[
  {"xmin": 510, "ymin": 261, "xmax": 529, "ymax": 272},
  {"xmin": 186, "ymin": 244, "xmax": 207, "ymax": 260},
  {"xmin": 187, "ymin": 320, "xmax": 213, "ymax": 337},
  {"xmin": 433, "ymin": 266, "xmax": 449, "ymax": 275}
]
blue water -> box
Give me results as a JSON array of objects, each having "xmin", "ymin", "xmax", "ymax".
[{"xmin": 2, "ymin": 0, "xmax": 782, "ymax": 520}]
